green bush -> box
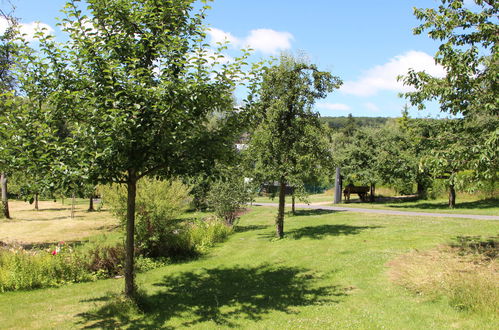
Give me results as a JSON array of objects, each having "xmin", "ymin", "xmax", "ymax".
[
  {"xmin": 99, "ymin": 178, "xmax": 193, "ymax": 257},
  {"xmin": 0, "ymin": 243, "xmax": 92, "ymax": 292},
  {"xmin": 188, "ymin": 217, "xmax": 233, "ymax": 253},
  {"xmin": 207, "ymin": 176, "xmax": 252, "ymax": 225}
]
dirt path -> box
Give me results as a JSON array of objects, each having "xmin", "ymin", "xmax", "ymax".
[{"xmin": 252, "ymin": 202, "xmax": 499, "ymax": 221}]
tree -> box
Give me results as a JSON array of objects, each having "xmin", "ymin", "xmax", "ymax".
[
  {"xmin": 334, "ymin": 127, "xmax": 381, "ymax": 202},
  {"xmin": 31, "ymin": 0, "xmax": 250, "ymax": 298},
  {"xmin": 248, "ymin": 54, "xmax": 341, "ymax": 238},
  {"xmin": 401, "ymin": 0, "xmax": 498, "ymax": 181},
  {"xmin": 0, "ymin": 2, "xmax": 18, "ymax": 219}
]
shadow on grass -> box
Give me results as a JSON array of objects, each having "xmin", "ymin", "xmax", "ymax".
[
  {"xmin": 387, "ymin": 198, "xmax": 498, "ymax": 210},
  {"xmin": 77, "ymin": 264, "xmax": 347, "ymax": 328},
  {"xmin": 288, "ymin": 224, "xmax": 382, "ymax": 240},
  {"xmin": 233, "ymin": 224, "xmax": 269, "ymax": 233},
  {"xmin": 291, "ymin": 209, "xmax": 344, "ymax": 216}
]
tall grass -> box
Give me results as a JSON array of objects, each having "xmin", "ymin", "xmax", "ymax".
[
  {"xmin": 0, "ymin": 244, "xmax": 92, "ymax": 292},
  {"xmin": 388, "ymin": 240, "xmax": 498, "ymax": 316}
]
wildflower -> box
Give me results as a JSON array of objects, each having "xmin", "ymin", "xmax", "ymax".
[{"xmin": 52, "ymin": 250, "xmax": 57, "ymax": 255}]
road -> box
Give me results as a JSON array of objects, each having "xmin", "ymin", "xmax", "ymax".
[{"xmin": 252, "ymin": 202, "xmax": 499, "ymax": 221}]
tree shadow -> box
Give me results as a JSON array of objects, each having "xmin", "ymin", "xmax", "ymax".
[
  {"xmin": 291, "ymin": 209, "xmax": 344, "ymax": 216},
  {"xmin": 288, "ymin": 224, "xmax": 382, "ymax": 240},
  {"xmin": 77, "ymin": 264, "xmax": 347, "ymax": 328},
  {"xmin": 233, "ymin": 224, "xmax": 269, "ymax": 233},
  {"xmin": 387, "ymin": 198, "xmax": 498, "ymax": 210}
]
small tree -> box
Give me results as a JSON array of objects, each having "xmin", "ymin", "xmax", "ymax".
[
  {"xmin": 30, "ymin": 0, "xmax": 251, "ymax": 298},
  {"xmin": 207, "ymin": 168, "xmax": 252, "ymax": 225},
  {"xmin": 248, "ymin": 54, "xmax": 341, "ymax": 238}
]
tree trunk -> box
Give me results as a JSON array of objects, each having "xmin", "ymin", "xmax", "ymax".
[
  {"xmin": 369, "ymin": 183, "xmax": 375, "ymax": 202},
  {"xmin": 88, "ymin": 195, "xmax": 94, "ymax": 212},
  {"xmin": 34, "ymin": 193, "xmax": 39, "ymax": 210},
  {"xmin": 291, "ymin": 191, "xmax": 295, "ymax": 215},
  {"xmin": 276, "ymin": 179, "xmax": 286, "ymax": 239},
  {"xmin": 334, "ymin": 167, "xmax": 342, "ymax": 204},
  {"xmin": 124, "ymin": 170, "xmax": 137, "ymax": 298},
  {"xmin": 1, "ymin": 173, "xmax": 10, "ymax": 219},
  {"xmin": 448, "ymin": 183, "xmax": 456, "ymax": 209},
  {"xmin": 71, "ymin": 193, "xmax": 76, "ymax": 219}
]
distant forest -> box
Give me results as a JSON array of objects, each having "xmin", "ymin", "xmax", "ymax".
[{"xmin": 320, "ymin": 115, "xmax": 389, "ymax": 129}]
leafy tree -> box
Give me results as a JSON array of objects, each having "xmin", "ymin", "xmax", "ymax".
[
  {"xmin": 401, "ymin": 0, "xmax": 498, "ymax": 181},
  {"xmin": 412, "ymin": 119, "xmax": 472, "ymax": 207},
  {"xmin": 248, "ymin": 54, "xmax": 341, "ymax": 238},
  {"xmin": 29, "ymin": 0, "xmax": 251, "ymax": 298},
  {"xmin": 333, "ymin": 127, "xmax": 381, "ymax": 202},
  {"xmin": 0, "ymin": 3, "xmax": 17, "ymax": 219}
]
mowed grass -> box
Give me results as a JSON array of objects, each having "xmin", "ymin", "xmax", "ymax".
[
  {"xmin": 0, "ymin": 200, "xmax": 118, "ymax": 245},
  {"xmin": 254, "ymin": 192, "xmax": 499, "ymax": 216},
  {"xmin": 1, "ymin": 204, "xmax": 498, "ymax": 329}
]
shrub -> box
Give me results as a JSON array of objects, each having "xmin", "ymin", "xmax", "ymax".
[
  {"xmin": 99, "ymin": 178, "xmax": 192, "ymax": 257},
  {"xmin": 86, "ymin": 244, "xmax": 126, "ymax": 278},
  {"xmin": 188, "ymin": 217, "xmax": 233, "ymax": 253},
  {"xmin": 207, "ymin": 176, "xmax": 252, "ymax": 225}
]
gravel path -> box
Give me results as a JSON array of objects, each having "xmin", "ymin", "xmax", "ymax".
[{"xmin": 252, "ymin": 202, "xmax": 499, "ymax": 221}]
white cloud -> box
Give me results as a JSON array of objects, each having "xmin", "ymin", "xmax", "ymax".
[
  {"xmin": 243, "ymin": 29, "xmax": 293, "ymax": 55},
  {"xmin": 207, "ymin": 27, "xmax": 294, "ymax": 55},
  {"xmin": 0, "ymin": 17, "xmax": 54, "ymax": 41},
  {"xmin": 207, "ymin": 27, "xmax": 239, "ymax": 46},
  {"xmin": 317, "ymin": 103, "xmax": 351, "ymax": 111},
  {"xmin": 341, "ymin": 51, "xmax": 446, "ymax": 97},
  {"xmin": 364, "ymin": 102, "xmax": 380, "ymax": 112}
]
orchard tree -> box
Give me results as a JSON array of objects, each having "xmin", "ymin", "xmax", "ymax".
[
  {"xmin": 0, "ymin": 3, "xmax": 18, "ymax": 219},
  {"xmin": 248, "ymin": 54, "xmax": 341, "ymax": 238},
  {"xmin": 32, "ymin": 0, "xmax": 252, "ymax": 298},
  {"xmin": 402, "ymin": 0, "xmax": 498, "ymax": 181}
]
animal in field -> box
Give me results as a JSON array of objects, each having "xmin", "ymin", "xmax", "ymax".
[{"xmin": 343, "ymin": 185, "xmax": 369, "ymax": 202}]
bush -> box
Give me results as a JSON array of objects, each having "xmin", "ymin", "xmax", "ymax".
[
  {"xmin": 207, "ymin": 176, "xmax": 252, "ymax": 225},
  {"xmin": 99, "ymin": 178, "xmax": 192, "ymax": 257},
  {"xmin": 86, "ymin": 244, "xmax": 126, "ymax": 278},
  {"xmin": 0, "ymin": 243, "xmax": 92, "ymax": 292},
  {"xmin": 188, "ymin": 217, "xmax": 233, "ymax": 253}
]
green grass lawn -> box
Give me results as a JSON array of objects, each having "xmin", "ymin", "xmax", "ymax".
[
  {"xmin": 1, "ymin": 206, "xmax": 497, "ymax": 329},
  {"xmin": 254, "ymin": 193, "xmax": 499, "ymax": 216}
]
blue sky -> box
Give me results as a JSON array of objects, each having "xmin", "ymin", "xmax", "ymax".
[{"xmin": 2, "ymin": 0, "xmax": 452, "ymax": 118}]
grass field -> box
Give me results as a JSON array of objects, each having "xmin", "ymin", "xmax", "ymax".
[
  {"xmin": 0, "ymin": 200, "xmax": 117, "ymax": 246},
  {"xmin": 0, "ymin": 201, "xmax": 498, "ymax": 329}
]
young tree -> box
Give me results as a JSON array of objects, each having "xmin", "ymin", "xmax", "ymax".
[
  {"xmin": 33, "ymin": 0, "xmax": 251, "ymax": 298},
  {"xmin": 248, "ymin": 54, "xmax": 341, "ymax": 238}
]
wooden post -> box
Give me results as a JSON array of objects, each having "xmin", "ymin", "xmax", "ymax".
[{"xmin": 334, "ymin": 167, "xmax": 342, "ymax": 204}]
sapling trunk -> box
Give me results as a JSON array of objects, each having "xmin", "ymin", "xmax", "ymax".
[
  {"xmin": 88, "ymin": 196, "xmax": 94, "ymax": 212},
  {"xmin": 71, "ymin": 193, "xmax": 76, "ymax": 219},
  {"xmin": 291, "ymin": 192, "xmax": 295, "ymax": 215},
  {"xmin": 1, "ymin": 173, "xmax": 10, "ymax": 219},
  {"xmin": 124, "ymin": 170, "xmax": 137, "ymax": 298},
  {"xmin": 448, "ymin": 183, "xmax": 456, "ymax": 208},
  {"xmin": 34, "ymin": 193, "xmax": 39, "ymax": 210},
  {"xmin": 276, "ymin": 179, "xmax": 286, "ymax": 238},
  {"xmin": 369, "ymin": 183, "xmax": 376, "ymax": 202}
]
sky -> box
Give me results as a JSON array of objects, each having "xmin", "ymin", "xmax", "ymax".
[{"xmin": 1, "ymin": 0, "xmax": 455, "ymax": 118}]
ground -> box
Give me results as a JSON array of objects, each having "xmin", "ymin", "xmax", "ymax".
[{"xmin": 0, "ymin": 199, "xmax": 498, "ymax": 329}]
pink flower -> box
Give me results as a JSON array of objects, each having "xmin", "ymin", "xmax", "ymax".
[{"xmin": 52, "ymin": 250, "xmax": 57, "ymax": 255}]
